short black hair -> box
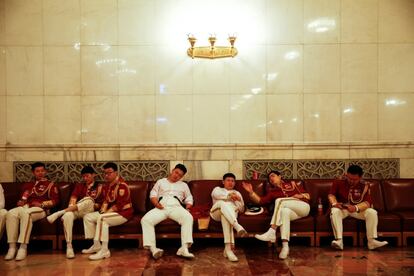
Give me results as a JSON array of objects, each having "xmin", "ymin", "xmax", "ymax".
[
  {"xmin": 223, "ymin": 173, "xmax": 236, "ymax": 180},
  {"xmin": 31, "ymin": 162, "xmax": 46, "ymax": 171},
  {"xmin": 174, "ymin": 163, "xmax": 187, "ymax": 174},
  {"xmin": 267, "ymin": 170, "xmax": 281, "ymax": 181},
  {"xmin": 103, "ymin": 162, "xmax": 118, "ymax": 171},
  {"xmin": 81, "ymin": 165, "xmax": 96, "ymax": 175},
  {"xmin": 347, "ymin": 165, "xmax": 363, "ymax": 177}
]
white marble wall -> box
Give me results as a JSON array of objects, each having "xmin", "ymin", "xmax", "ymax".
[{"xmin": 0, "ymin": 0, "xmax": 414, "ymax": 181}]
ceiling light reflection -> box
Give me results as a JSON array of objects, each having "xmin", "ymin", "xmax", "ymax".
[
  {"xmin": 307, "ymin": 17, "xmax": 336, "ymax": 33},
  {"xmin": 284, "ymin": 51, "xmax": 300, "ymax": 60},
  {"xmin": 385, "ymin": 99, "xmax": 406, "ymax": 106}
]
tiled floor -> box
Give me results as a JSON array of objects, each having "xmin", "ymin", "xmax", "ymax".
[{"xmin": 0, "ymin": 239, "xmax": 413, "ymax": 275}]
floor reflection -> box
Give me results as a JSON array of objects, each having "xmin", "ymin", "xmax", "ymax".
[{"xmin": 0, "ymin": 239, "xmax": 413, "ymax": 276}]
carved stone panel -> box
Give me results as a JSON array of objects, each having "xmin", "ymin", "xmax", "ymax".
[
  {"xmin": 243, "ymin": 159, "xmax": 399, "ymax": 180},
  {"xmin": 14, "ymin": 161, "xmax": 170, "ymax": 182}
]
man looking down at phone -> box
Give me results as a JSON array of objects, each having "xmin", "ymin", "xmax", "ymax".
[{"xmin": 328, "ymin": 165, "xmax": 388, "ymax": 251}]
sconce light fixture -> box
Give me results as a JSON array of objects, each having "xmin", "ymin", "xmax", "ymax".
[{"xmin": 187, "ymin": 34, "xmax": 238, "ymax": 59}]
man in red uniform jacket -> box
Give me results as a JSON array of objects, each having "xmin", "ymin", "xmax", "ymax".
[
  {"xmin": 82, "ymin": 162, "xmax": 133, "ymax": 260},
  {"xmin": 47, "ymin": 165, "xmax": 105, "ymax": 259},
  {"xmin": 328, "ymin": 165, "xmax": 388, "ymax": 250},
  {"xmin": 4, "ymin": 162, "xmax": 59, "ymax": 261}
]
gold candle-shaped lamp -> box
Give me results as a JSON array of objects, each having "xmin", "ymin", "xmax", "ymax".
[
  {"xmin": 208, "ymin": 35, "xmax": 216, "ymax": 49},
  {"xmin": 187, "ymin": 35, "xmax": 197, "ymax": 58},
  {"xmin": 228, "ymin": 36, "xmax": 236, "ymax": 57},
  {"xmin": 228, "ymin": 36, "xmax": 236, "ymax": 48}
]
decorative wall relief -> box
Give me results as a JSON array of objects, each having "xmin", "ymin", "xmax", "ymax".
[
  {"xmin": 244, "ymin": 159, "xmax": 399, "ymax": 180},
  {"xmin": 14, "ymin": 161, "xmax": 170, "ymax": 182}
]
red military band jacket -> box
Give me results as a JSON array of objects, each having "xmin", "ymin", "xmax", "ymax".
[
  {"xmin": 329, "ymin": 177, "xmax": 372, "ymax": 206},
  {"xmin": 20, "ymin": 179, "xmax": 59, "ymax": 209},
  {"xmin": 69, "ymin": 182, "xmax": 105, "ymax": 211},
  {"xmin": 259, "ymin": 180, "xmax": 310, "ymax": 205},
  {"xmin": 100, "ymin": 177, "xmax": 133, "ymax": 220}
]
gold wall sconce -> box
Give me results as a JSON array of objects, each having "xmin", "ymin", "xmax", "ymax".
[{"xmin": 187, "ymin": 34, "xmax": 238, "ymax": 59}]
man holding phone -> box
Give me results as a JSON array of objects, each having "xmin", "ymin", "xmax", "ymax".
[{"xmin": 328, "ymin": 165, "xmax": 388, "ymax": 251}]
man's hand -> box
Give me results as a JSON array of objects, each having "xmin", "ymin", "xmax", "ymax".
[
  {"xmin": 155, "ymin": 202, "xmax": 164, "ymax": 209},
  {"xmin": 292, "ymin": 193, "xmax": 303, "ymax": 199},
  {"xmin": 17, "ymin": 200, "xmax": 26, "ymax": 207},
  {"xmin": 344, "ymin": 204, "xmax": 357, "ymax": 213},
  {"xmin": 241, "ymin": 182, "xmax": 253, "ymax": 193},
  {"xmin": 185, "ymin": 204, "xmax": 192, "ymax": 211},
  {"xmin": 31, "ymin": 202, "xmax": 42, "ymax": 208},
  {"xmin": 229, "ymin": 193, "xmax": 241, "ymax": 202},
  {"xmin": 332, "ymin": 202, "xmax": 344, "ymax": 209}
]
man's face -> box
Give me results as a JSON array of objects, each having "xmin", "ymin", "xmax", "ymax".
[
  {"xmin": 32, "ymin": 166, "xmax": 46, "ymax": 180},
  {"xmin": 269, "ymin": 173, "xmax": 282, "ymax": 186},
  {"xmin": 347, "ymin": 173, "xmax": 361, "ymax": 186},
  {"xmin": 168, "ymin": 168, "xmax": 185, "ymax": 183},
  {"xmin": 82, "ymin": 173, "xmax": 95, "ymax": 185},
  {"xmin": 104, "ymin": 168, "xmax": 118, "ymax": 183},
  {"xmin": 223, "ymin": 177, "xmax": 236, "ymax": 190}
]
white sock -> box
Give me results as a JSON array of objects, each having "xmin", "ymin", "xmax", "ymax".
[
  {"xmin": 282, "ymin": 241, "xmax": 289, "ymax": 248},
  {"xmin": 225, "ymin": 243, "xmax": 232, "ymax": 251},
  {"xmin": 93, "ymin": 240, "xmax": 101, "ymax": 248},
  {"xmin": 101, "ymin": 241, "xmax": 108, "ymax": 251},
  {"xmin": 233, "ymin": 222, "xmax": 245, "ymax": 232},
  {"xmin": 53, "ymin": 210, "xmax": 65, "ymax": 217},
  {"xmin": 67, "ymin": 242, "xmax": 73, "ymax": 249},
  {"xmin": 19, "ymin": 243, "xmax": 27, "ymax": 250}
]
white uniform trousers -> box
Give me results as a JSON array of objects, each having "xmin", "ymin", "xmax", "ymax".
[
  {"xmin": 6, "ymin": 206, "xmax": 46, "ymax": 244},
  {"xmin": 330, "ymin": 207, "xmax": 378, "ymax": 240},
  {"xmin": 0, "ymin": 209, "xmax": 7, "ymax": 238},
  {"xmin": 271, "ymin": 198, "xmax": 310, "ymax": 241},
  {"xmin": 83, "ymin": 211, "xmax": 127, "ymax": 242},
  {"xmin": 210, "ymin": 201, "xmax": 240, "ymax": 244},
  {"xmin": 141, "ymin": 197, "xmax": 193, "ymax": 249},
  {"xmin": 62, "ymin": 197, "xmax": 95, "ymax": 243}
]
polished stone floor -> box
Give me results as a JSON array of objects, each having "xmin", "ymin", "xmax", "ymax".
[{"xmin": 0, "ymin": 239, "xmax": 413, "ymax": 276}]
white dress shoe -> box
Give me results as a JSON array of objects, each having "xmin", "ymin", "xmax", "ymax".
[
  {"xmin": 368, "ymin": 239, "xmax": 388, "ymax": 250},
  {"xmin": 176, "ymin": 247, "xmax": 194, "ymax": 259},
  {"xmin": 255, "ymin": 228, "xmax": 276, "ymax": 243},
  {"xmin": 331, "ymin": 239, "xmax": 343, "ymax": 250},
  {"xmin": 4, "ymin": 248, "xmax": 17, "ymax": 261},
  {"xmin": 88, "ymin": 249, "xmax": 111, "ymax": 260},
  {"xmin": 151, "ymin": 248, "xmax": 164, "ymax": 259},
  {"xmin": 223, "ymin": 249, "xmax": 238, "ymax": 262},
  {"xmin": 15, "ymin": 248, "xmax": 27, "ymax": 261},
  {"xmin": 82, "ymin": 244, "xmax": 101, "ymax": 254},
  {"xmin": 279, "ymin": 246, "xmax": 289, "ymax": 259},
  {"xmin": 66, "ymin": 247, "xmax": 75, "ymax": 259}
]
